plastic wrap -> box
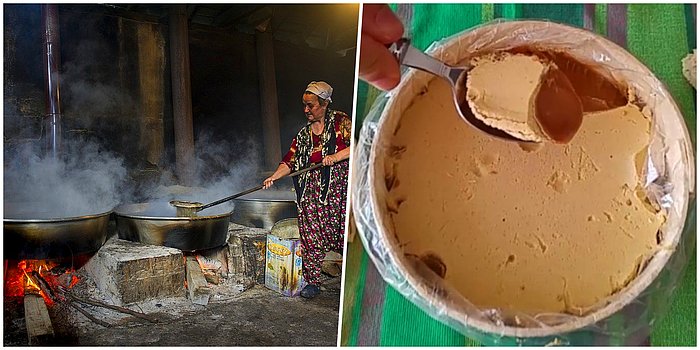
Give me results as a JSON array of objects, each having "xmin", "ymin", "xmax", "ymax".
[{"xmin": 352, "ymin": 20, "xmax": 695, "ymax": 345}]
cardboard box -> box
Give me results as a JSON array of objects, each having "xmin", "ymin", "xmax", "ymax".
[{"xmin": 264, "ymin": 233, "xmax": 306, "ymax": 296}]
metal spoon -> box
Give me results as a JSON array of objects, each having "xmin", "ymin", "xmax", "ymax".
[
  {"xmin": 389, "ymin": 38, "xmax": 583, "ymax": 143},
  {"xmin": 389, "ymin": 38, "xmax": 523, "ymax": 142}
]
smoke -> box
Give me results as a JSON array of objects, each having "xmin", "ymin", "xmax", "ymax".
[{"xmin": 4, "ymin": 138, "xmax": 128, "ymax": 218}]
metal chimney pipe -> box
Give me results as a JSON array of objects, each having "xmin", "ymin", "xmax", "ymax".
[{"xmin": 42, "ymin": 4, "xmax": 62, "ymax": 159}]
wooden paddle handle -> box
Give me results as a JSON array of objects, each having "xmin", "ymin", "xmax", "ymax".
[
  {"xmin": 199, "ymin": 163, "xmax": 324, "ymax": 211},
  {"xmin": 288, "ymin": 162, "xmax": 324, "ymax": 177}
]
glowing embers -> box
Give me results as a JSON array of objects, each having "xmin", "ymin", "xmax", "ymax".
[{"xmin": 5, "ymin": 259, "xmax": 82, "ymax": 307}]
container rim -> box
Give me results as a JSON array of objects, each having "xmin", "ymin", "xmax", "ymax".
[{"xmin": 365, "ymin": 19, "xmax": 694, "ymax": 338}]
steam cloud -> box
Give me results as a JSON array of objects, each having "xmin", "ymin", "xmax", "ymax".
[
  {"xmin": 3, "ymin": 128, "xmax": 282, "ymax": 219},
  {"xmin": 141, "ymin": 128, "xmax": 288, "ymax": 212},
  {"xmin": 4, "ymin": 139, "xmax": 128, "ymax": 218},
  {"xmin": 5, "ymin": 32, "xmax": 292, "ymax": 219}
]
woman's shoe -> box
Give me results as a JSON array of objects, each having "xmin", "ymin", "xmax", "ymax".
[{"xmin": 300, "ymin": 284, "xmax": 321, "ymax": 299}]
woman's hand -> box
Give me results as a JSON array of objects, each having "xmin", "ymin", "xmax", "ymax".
[
  {"xmin": 359, "ymin": 4, "xmax": 404, "ymax": 91},
  {"xmin": 263, "ymin": 163, "xmax": 291, "ymax": 189},
  {"xmin": 322, "ymin": 154, "xmax": 338, "ymax": 166},
  {"xmin": 262, "ymin": 177, "xmax": 275, "ymax": 189},
  {"xmin": 323, "ymin": 148, "xmax": 350, "ymax": 166}
]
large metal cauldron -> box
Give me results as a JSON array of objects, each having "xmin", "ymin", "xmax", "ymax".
[
  {"xmin": 4, "ymin": 210, "xmax": 112, "ymax": 260},
  {"xmin": 230, "ymin": 197, "xmax": 298, "ymax": 230},
  {"xmin": 114, "ymin": 202, "xmax": 232, "ymax": 252}
]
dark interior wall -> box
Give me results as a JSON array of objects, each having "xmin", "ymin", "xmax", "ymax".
[
  {"xmin": 4, "ymin": 4, "xmax": 143, "ymax": 169},
  {"xmin": 189, "ymin": 29, "xmax": 358, "ymax": 169},
  {"xmin": 4, "ymin": 5, "xmax": 47, "ymax": 141},
  {"xmin": 59, "ymin": 7, "xmax": 143, "ymax": 166},
  {"xmin": 188, "ymin": 28, "xmax": 264, "ymax": 176},
  {"xmin": 274, "ymin": 40, "xmax": 357, "ymax": 157},
  {"xmin": 4, "ymin": 4, "xmax": 358, "ymax": 185}
]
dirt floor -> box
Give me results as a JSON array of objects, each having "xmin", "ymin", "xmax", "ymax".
[{"xmin": 4, "ymin": 276, "xmax": 341, "ymax": 346}]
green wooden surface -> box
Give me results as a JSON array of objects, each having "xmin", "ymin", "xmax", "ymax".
[{"xmin": 344, "ymin": 3, "xmax": 696, "ymax": 346}]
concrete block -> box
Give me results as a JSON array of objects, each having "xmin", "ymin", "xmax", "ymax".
[
  {"xmin": 83, "ymin": 238, "xmax": 185, "ymax": 305},
  {"xmin": 227, "ymin": 234, "xmax": 245, "ymax": 277},
  {"xmin": 228, "ymin": 227, "xmax": 268, "ymax": 285}
]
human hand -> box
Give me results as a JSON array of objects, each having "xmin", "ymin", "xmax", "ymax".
[
  {"xmin": 359, "ymin": 4, "xmax": 404, "ymax": 91},
  {"xmin": 263, "ymin": 177, "xmax": 275, "ymax": 189},
  {"xmin": 322, "ymin": 154, "xmax": 337, "ymax": 166}
]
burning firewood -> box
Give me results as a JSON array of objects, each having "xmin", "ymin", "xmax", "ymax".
[
  {"xmin": 29, "ymin": 271, "xmax": 57, "ymax": 302},
  {"xmin": 195, "ymin": 255, "xmax": 224, "ymax": 285},
  {"xmin": 203, "ymin": 271, "xmax": 220, "ymax": 285}
]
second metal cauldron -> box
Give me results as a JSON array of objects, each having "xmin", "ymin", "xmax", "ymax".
[
  {"xmin": 114, "ymin": 202, "xmax": 232, "ymax": 252},
  {"xmin": 230, "ymin": 197, "xmax": 298, "ymax": 230}
]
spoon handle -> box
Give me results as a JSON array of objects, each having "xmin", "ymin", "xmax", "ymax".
[{"xmin": 389, "ymin": 38, "xmax": 462, "ymax": 85}]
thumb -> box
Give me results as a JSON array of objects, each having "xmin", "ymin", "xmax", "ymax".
[
  {"xmin": 362, "ymin": 4, "xmax": 404, "ymax": 44},
  {"xmin": 359, "ymin": 35, "xmax": 401, "ymax": 91}
]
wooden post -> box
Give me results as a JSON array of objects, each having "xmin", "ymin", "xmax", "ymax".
[
  {"xmin": 136, "ymin": 22, "xmax": 166, "ymax": 169},
  {"xmin": 255, "ymin": 29, "xmax": 282, "ymax": 170},
  {"xmin": 169, "ymin": 5, "xmax": 196, "ymax": 185},
  {"xmin": 24, "ymin": 294, "xmax": 54, "ymax": 345}
]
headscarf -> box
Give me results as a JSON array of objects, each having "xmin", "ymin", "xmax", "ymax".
[{"xmin": 305, "ymin": 81, "xmax": 333, "ymax": 103}]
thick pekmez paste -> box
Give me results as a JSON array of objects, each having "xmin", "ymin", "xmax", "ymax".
[
  {"xmin": 386, "ymin": 49, "xmax": 665, "ymax": 316},
  {"xmin": 466, "ymin": 52, "xmax": 583, "ymax": 144}
]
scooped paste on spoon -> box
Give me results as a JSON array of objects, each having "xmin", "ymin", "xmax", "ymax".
[
  {"xmin": 387, "ymin": 47, "xmax": 665, "ymax": 316},
  {"xmin": 466, "ymin": 52, "xmax": 583, "ymax": 143}
]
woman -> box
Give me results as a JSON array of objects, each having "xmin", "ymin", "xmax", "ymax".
[{"xmin": 263, "ymin": 81, "xmax": 351, "ymax": 299}]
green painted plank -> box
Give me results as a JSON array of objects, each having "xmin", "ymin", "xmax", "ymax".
[
  {"xmin": 652, "ymin": 256, "xmax": 697, "ymax": 346},
  {"xmin": 520, "ymin": 4, "xmax": 583, "ymax": 27},
  {"xmin": 501, "ymin": 3, "xmax": 522, "ymax": 19},
  {"xmin": 627, "ymin": 4, "xmax": 696, "ymax": 142},
  {"xmin": 482, "ymin": 3, "xmax": 494, "ymax": 23},
  {"xmin": 342, "ymin": 241, "xmax": 370, "ymax": 346},
  {"xmin": 379, "ymin": 286, "xmax": 468, "ymax": 346},
  {"xmin": 595, "ymin": 4, "xmax": 608, "ymax": 36},
  {"xmin": 410, "ymin": 3, "xmax": 483, "ymax": 51},
  {"xmin": 347, "ymin": 4, "xmax": 696, "ymax": 347}
]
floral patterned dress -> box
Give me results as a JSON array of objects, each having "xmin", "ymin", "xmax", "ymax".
[{"xmin": 281, "ymin": 109, "xmax": 351, "ymax": 286}]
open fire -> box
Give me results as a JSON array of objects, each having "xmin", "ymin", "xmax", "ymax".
[
  {"xmin": 4, "ymin": 259, "xmax": 83, "ymax": 307},
  {"xmin": 3, "ymin": 258, "xmax": 86, "ymax": 345}
]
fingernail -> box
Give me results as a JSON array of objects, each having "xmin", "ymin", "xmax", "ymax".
[{"xmin": 374, "ymin": 76, "xmax": 400, "ymax": 91}]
